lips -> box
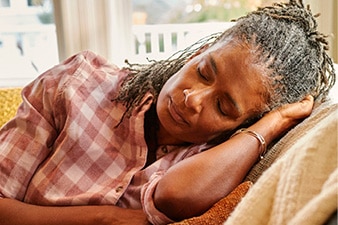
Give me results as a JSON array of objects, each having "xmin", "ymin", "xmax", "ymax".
[{"xmin": 168, "ymin": 97, "xmax": 189, "ymax": 125}]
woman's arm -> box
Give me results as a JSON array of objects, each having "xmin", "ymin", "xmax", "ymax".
[
  {"xmin": 0, "ymin": 198, "xmax": 150, "ymax": 225},
  {"xmin": 154, "ymin": 96, "xmax": 314, "ymax": 221}
]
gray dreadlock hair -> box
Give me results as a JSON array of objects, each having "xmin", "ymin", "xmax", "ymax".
[
  {"xmin": 226, "ymin": 0, "xmax": 336, "ymax": 109},
  {"xmin": 114, "ymin": 0, "xmax": 336, "ymax": 120}
]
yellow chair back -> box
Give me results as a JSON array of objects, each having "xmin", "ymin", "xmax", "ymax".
[{"xmin": 0, "ymin": 88, "xmax": 23, "ymax": 128}]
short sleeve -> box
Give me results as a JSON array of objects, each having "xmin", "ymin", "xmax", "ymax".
[{"xmin": 141, "ymin": 171, "xmax": 175, "ymax": 225}]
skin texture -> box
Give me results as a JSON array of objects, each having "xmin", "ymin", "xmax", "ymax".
[
  {"xmin": 0, "ymin": 198, "xmax": 150, "ymax": 225},
  {"xmin": 154, "ymin": 95, "xmax": 314, "ymax": 221},
  {"xmin": 152, "ymin": 40, "xmax": 315, "ymax": 220},
  {"xmin": 0, "ymin": 39, "xmax": 315, "ymax": 224},
  {"xmin": 156, "ymin": 41, "xmax": 268, "ymax": 145}
]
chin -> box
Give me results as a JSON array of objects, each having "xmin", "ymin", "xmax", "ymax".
[{"xmin": 179, "ymin": 135, "xmax": 211, "ymax": 145}]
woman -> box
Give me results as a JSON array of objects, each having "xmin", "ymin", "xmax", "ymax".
[{"xmin": 0, "ymin": 0, "xmax": 335, "ymax": 224}]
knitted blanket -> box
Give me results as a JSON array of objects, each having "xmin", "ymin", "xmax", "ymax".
[{"xmin": 224, "ymin": 103, "xmax": 337, "ymax": 225}]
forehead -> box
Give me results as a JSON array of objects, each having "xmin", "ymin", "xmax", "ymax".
[
  {"xmin": 210, "ymin": 39, "xmax": 268, "ymax": 82},
  {"xmin": 203, "ymin": 41, "xmax": 270, "ymax": 114},
  {"xmin": 207, "ymin": 40, "xmax": 256, "ymax": 66}
]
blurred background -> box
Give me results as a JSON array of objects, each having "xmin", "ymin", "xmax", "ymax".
[{"xmin": 0, "ymin": 0, "xmax": 337, "ymax": 89}]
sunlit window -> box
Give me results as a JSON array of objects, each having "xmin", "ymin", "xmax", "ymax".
[
  {"xmin": 0, "ymin": 0, "xmax": 58, "ymax": 87},
  {"xmin": 0, "ymin": 0, "xmax": 335, "ymax": 89},
  {"xmin": 132, "ymin": 0, "xmax": 283, "ymax": 25},
  {"xmin": 130, "ymin": 0, "xmax": 286, "ymax": 63},
  {"xmin": 0, "ymin": 0, "xmax": 10, "ymax": 7}
]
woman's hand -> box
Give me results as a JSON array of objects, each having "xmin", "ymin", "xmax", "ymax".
[
  {"xmin": 153, "ymin": 96, "xmax": 315, "ymax": 221},
  {"xmin": 275, "ymin": 95, "xmax": 314, "ymax": 124},
  {"xmin": 250, "ymin": 95, "xmax": 314, "ymax": 145}
]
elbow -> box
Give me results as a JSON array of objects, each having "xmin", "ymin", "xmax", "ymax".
[
  {"xmin": 153, "ymin": 180, "xmax": 206, "ymax": 221},
  {"xmin": 154, "ymin": 186, "xmax": 193, "ymax": 221}
]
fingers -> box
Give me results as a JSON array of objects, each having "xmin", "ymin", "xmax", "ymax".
[
  {"xmin": 299, "ymin": 94, "xmax": 314, "ymax": 113},
  {"xmin": 299, "ymin": 94, "xmax": 314, "ymax": 114},
  {"xmin": 300, "ymin": 94, "xmax": 314, "ymax": 106},
  {"xmin": 278, "ymin": 95, "xmax": 314, "ymax": 120}
]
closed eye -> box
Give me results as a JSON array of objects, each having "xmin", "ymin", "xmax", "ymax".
[
  {"xmin": 197, "ymin": 67, "xmax": 209, "ymax": 81},
  {"xmin": 217, "ymin": 99, "xmax": 227, "ymax": 116}
]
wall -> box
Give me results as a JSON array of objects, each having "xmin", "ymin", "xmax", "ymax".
[{"xmin": 305, "ymin": 0, "xmax": 337, "ymax": 63}]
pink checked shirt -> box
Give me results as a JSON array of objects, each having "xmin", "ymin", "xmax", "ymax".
[{"xmin": 0, "ymin": 51, "xmax": 210, "ymax": 224}]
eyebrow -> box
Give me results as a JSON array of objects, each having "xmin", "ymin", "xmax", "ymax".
[
  {"xmin": 208, "ymin": 54, "xmax": 218, "ymax": 75},
  {"xmin": 225, "ymin": 93, "xmax": 242, "ymax": 118},
  {"xmin": 208, "ymin": 53, "xmax": 242, "ymax": 117}
]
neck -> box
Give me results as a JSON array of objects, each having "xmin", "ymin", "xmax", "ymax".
[
  {"xmin": 156, "ymin": 123, "xmax": 187, "ymax": 146},
  {"xmin": 144, "ymin": 104, "xmax": 187, "ymax": 147}
]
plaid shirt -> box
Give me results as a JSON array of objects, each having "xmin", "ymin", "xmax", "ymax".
[{"xmin": 0, "ymin": 51, "xmax": 210, "ymax": 224}]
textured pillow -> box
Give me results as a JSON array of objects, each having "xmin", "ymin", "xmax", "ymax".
[
  {"xmin": 224, "ymin": 103, "xmax": 337, "ymax": 225},
  {"xmin": 245, "ymin": 100, "xmax": 337, "ymax": 183},
  {"xmin": 170, "ymin": 181, "xmax": 253, "ymax": 225}
]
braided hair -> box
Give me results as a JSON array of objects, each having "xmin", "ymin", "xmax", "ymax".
[
  {"xmin": 227, "ymin": 0, "xmax": 336, "ymax": 109},
  {"xmin": 114, "ymin": 0, "xmax": 335, "ymax": 119}
]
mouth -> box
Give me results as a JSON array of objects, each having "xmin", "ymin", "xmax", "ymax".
[{"xmin": 168, "ymin": 97, "xmax": 189, "ymax": 126}]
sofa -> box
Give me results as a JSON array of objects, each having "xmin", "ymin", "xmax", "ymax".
[
  {"xmin": 170, "ymin": 98, "xmax": 337, "ymax": 225},
  {"xmin": 0, "ymin": 76, "xmax": 337, "ymax": 225}
]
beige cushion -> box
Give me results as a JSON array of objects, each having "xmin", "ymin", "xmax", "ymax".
[
  {"xmin": 245, "ymin": 100, "xmax": 337, "ymax": 183},
  {"xmin": 225, "ymin": 102, "xmax": 337, "ymax": 225}
]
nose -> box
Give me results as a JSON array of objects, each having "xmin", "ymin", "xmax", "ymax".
[{"xmin": 183, "ymin": 88, "xmax": 210, "ymax": 113}]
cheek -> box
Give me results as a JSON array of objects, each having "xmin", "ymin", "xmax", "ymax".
[
  {"xmin": 156, "ymin": 95, "xmax": 168, "ymax": 123},
  {"xmin": 183, "ymin": 116, "xmax": 229, "ymax": 142},
  {"xmin": 193, "ymin": 120, "xmax": 226, "ymax": 138},
  {"xmin": 159, "ymin": 73, "xmax": 179, "ymax": 96},
  {"xmin": 193, "ymin": 111, "xmax": 244, "ymax": 138},
  {"xmin": 158, "ymin": 71, "xmax": 191, "ymax": 107}
]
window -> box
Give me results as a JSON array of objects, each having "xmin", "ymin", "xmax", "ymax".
[
  {"xmin": 130, "ymin": 0, "xmax": 336, "ymax": 63},
  {"xmin": 0, "ymin": 0, "xmax": 58, "ymax": 87},
  {"xmin": 132, "ymin": 0, "xmax": 285, "ymax": 25},
  {"xmin": 130, "ymin": 0, "xmax": 286, "ymax": 63},
  {"xmin": 0, "ymin": 0, "xmax": 336, "ymax": 88},
  {"xmin": 0, "ymin": 0, "xmax": 10, "ymax": 7}
]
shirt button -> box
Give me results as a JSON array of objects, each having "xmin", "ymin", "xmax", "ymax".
[{"xmin": 116, "ymin": 186, "xmax": 123, "ymax": 193}]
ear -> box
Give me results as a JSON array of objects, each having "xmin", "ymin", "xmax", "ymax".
[{"xmin": 187, "ymin": 44, "xmax": 210, "ymax": 61}]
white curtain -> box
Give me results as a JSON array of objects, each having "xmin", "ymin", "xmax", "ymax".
[{"xmin": 53, "ymin": 0, "xmax": 132, "ymax": 66}]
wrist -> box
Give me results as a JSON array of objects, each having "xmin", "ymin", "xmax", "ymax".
[
  {"xmin": 248, "ymin": 111, "xmax": 294, "ymax": 146},
  {"xmin": 231, "ymin": 129, "xmax": 267, "ymax": 159}
]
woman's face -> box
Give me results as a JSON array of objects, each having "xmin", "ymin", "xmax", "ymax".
[{"xmin": 156, "ymin": 40, "xmax": 269, "ymax": 145}]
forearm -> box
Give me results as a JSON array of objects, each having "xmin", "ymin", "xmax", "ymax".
[
  {"xmin": 154, "ymin": 132, "xmax": 262, "ymax": 221},
  {"xmin": 0, "ymin": 198, "xmax": 149, "ymax": 225},
  {"xmin": 154, "ymin": 102, "xmax": 308, "ymax": 221}
]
